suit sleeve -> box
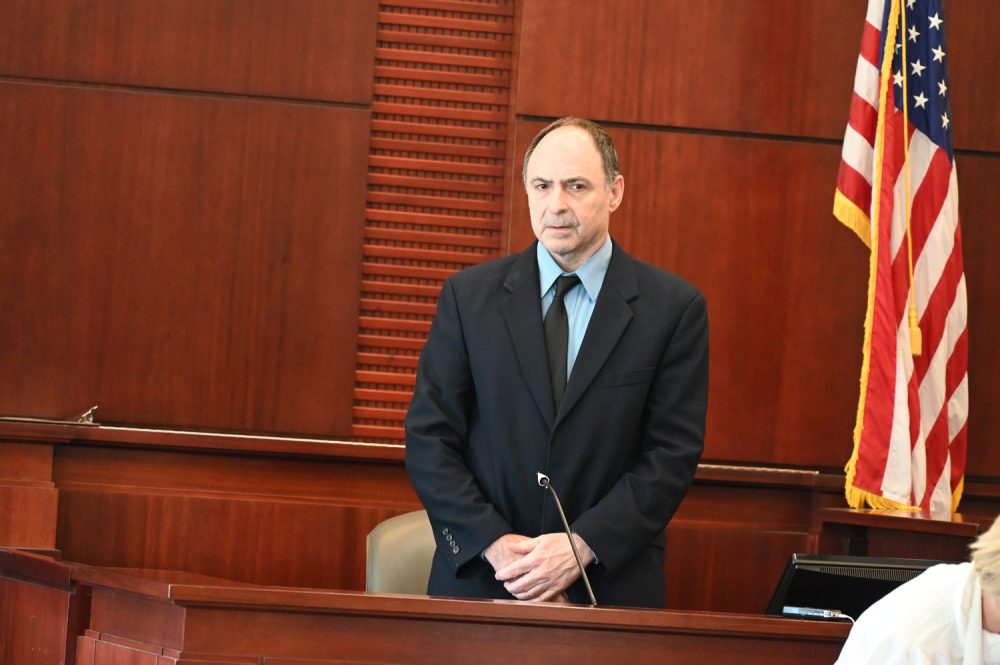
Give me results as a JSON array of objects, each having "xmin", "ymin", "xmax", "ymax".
[
  {"xmin": 404, "ymin": 278, "xmax": 513, "ymax": 573},
  {"xmin": 570, "ymin": 292, "xmax": 708, "ymax": 577}
]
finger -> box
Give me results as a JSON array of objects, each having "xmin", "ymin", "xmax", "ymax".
[
  {"xmin": 507, "ymin": 537, "xmax": 538, "ymax": 555},
  {"xmin": 494, "ymin": 556, "xmax": 534, "ymax": 581}
]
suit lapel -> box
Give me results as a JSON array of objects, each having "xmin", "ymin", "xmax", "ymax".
[
  {"xmin": 555, "ymin": 242, "xmax": 639, "ymax": 429},
  {"xmin": 501, "ymin": 244, "xmax": 555, "ymax": 428}
]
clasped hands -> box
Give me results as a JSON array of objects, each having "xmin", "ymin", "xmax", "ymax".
[{"xmin": 483, "ymin": 532, "xmax": 595, "ymax": 603}]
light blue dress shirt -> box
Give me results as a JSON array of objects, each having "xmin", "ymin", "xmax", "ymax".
[{"xmin": 537, "ymin": 235, "xmax": 612, "ymax": 380}]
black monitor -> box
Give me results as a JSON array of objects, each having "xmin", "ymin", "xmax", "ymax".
[{"xmin": 765, "ymin": 553, "xmax": 951, "ymax": 621}]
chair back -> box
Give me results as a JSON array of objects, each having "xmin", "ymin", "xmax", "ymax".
[{"xmin": 365, "ymin": 509, "xmax": 435, "ymax": 594}]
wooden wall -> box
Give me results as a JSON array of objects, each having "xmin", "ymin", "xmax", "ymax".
[{"xmin": 1, "ymin": 0, "xmax": 997, "ymax": 547}]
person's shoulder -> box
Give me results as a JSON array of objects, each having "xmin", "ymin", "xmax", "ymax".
[{"xmin": 839, "ymin": 562, "xmax": 969, "ymax": 661}]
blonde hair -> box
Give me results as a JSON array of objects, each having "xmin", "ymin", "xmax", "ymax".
[{"xmin": 971, "ymin": 514, "xmax": 1000, "ymax": 596}]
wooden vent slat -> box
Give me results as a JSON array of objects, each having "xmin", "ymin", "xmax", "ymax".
[
  {"xmin": 383, "ymin": 0, "xmax": 515, "ymax": 19},
  {"xmin": 369, "ymin": 173, "xmax": 498, "ymax": 196},
  {"xmin": 375, "ymin": 65, "xmax": 509, "ymax": 88},
  {"xmin": 374, "ymin": 83, "xmax": 508, "ymax": 106},
  {"xmin": 365, "ymin": 226, "xmax": 499, "ymax": 250},
  {"xmin": 377, "ymin": 29, "xmax": 513, "ymax": 54},
  {"xmin": 366, "ymin": 190, "xmax": 502, "ymax": 214},
  {"xmin": 371, "ymin": 119, "xmax": 502, "ymax": 141},
  {"xmin": 365, "ymin": 208, "xmax": 501, "ymax": 231},
  {"xmin": 377, "ymin": 12, "xmax": 513, "ymax": 36},
  {"xmin": 369, "ymin": 155, "xmax": 504, "ymax": 178},
  {"xmin": 375, "ymin": 47, "xmax": 511, "ymax": 70}
]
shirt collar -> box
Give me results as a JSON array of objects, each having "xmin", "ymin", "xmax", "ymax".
[{"xmin": 537, "ymin": 234, "xmax": 612, "ymax": 302}]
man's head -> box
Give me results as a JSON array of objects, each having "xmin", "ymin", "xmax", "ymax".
[{"xmin": 522, "ymin": 117, "xmax": 624, "ymax": 272}]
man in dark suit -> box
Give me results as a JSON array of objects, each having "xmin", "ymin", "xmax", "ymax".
[{"xmin": 405, "ymin": 117, "xmax": 708, "ymax": 608}]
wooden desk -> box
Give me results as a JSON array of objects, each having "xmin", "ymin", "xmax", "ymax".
[
  {"xmin": 1, "ymin": 550, "xmax": 849, "ymax": 665},
  {"xmin": 817, "ymin": 508, "xmax": 981, "ymax": 560}
]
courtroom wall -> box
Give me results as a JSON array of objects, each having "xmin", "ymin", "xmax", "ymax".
[{"xmin": 1, "ymin": 0, "xmax": 997, "ymax": 479}]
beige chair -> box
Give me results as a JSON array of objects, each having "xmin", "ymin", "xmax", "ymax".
[{"xmin": 365, "ymin": 509, "xmax": 436, "ymax": 594}]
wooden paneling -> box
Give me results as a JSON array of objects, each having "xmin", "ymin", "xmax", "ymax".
[
  {"xmin": 517, "ymin": 0, "xmax": 863, "ymax": 139},
  {"xmin": 49, "ymin": 438, "xmax": 419, "ymax": 591},
  {"xmin": 666, "ymin": 525, "xmax": 811, "ymax": 613},
  {"xmin": 0, "ymin": 82, "xmax": 368, "ymax": 436},
  {"xmin": 56, "ymin": 488, "xmax": 399, "ymax": 590},
  {"xmin": 352, "ymin": 0, "xmax": 516, "ymax": 441},
  {"xmin": 958, "ymin": 155, "xmax": 1000, "ymax": 479},
  {"xmin": 0, "ymin": 443, "xmax": 58, "ymax": 547},
  {"xmin": 66, "ymin": 564, "xmax": 849, "ymax": 665},
  {"xmin": 517, "ymin": 0, "xmax": 1000, "ymax": 152},
  {"xmin": 0, "ymin": 578, "xmax": 73, "ymax": 665},
  {"xmin": 512, "ymin": 120, "xmax": 868, "ymax": 468},
  {"xmin": 948, "ymin": 2, "xmax": 1000, "ymax": 152},
  {"xmin": 0, "ymin": 0, "xmax": 378, "ymax": 103}
]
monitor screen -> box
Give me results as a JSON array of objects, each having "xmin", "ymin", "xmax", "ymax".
[{"xmin": 765, "ymin": 553, "xmax": 952, "ymax": 621}]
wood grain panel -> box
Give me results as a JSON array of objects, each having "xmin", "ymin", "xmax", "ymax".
[
  {"xmin": 947, "ymin": 2, "xmax": 1000, "ymax": 152},
  {"xmin": 517, "ymin": 0, "xmax": 1000, "ymax": 151},
  {"xmin": 511, "ymin": 121, "xmax": 868, "ymax": 469},
  {"xmin": 0, "ymin": 577, "xmax": 73, "ymax": 665},
  {"xmin": 0, "ymin": 0, "xmax": 378, "ymax": 103},
  {"xmin": 55, "ymin": 488, "xmax": 401, "ymax": 591},
  {"xmin": 517, "ymin": 0, "xmax": 862, "ymax": 139},
  {"xmin": 53, "ymin": 444, "xmax": 419, "ymax": 507},
  {"xmin": 352, "ymin": 0, "xmax": 516, "ymax": 441},
  {"xmin": 0, "ymin": 82, "xmax": 368, "ymax": 436},
  {"xmin": 666, "ymin": 524, "xmax": 811, "ymax": 613},
  {"xmin": 958, "ymin": 155, "xmax": 1000, "ymax": 480},
  {"xmin": 0, "ymin": 442, "xmax": 58, "ymax": 547}
]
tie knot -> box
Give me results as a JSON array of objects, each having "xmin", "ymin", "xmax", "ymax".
[{"xmin": 553, "ymin": 274, "xmax": 581, "ymax": 299}]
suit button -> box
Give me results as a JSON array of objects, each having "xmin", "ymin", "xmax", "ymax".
[
  {"xmin": 451, "ymin": 546, "xmax": 460, "ymax": 555},
  {"xmin": 441, "ymin": 528, "xmax": 450, "ymax": 536},
  {"xmin": 446, "ymin": 535, "xmax": 454, "ymax": 543}
]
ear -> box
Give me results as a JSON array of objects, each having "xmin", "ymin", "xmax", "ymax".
[{"xmin": 608, "ymin": 175, "xmax": 625, "ymax": 213}]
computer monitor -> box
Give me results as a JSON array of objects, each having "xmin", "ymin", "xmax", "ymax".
[{"xmin": 765, "ymin": 553, "xmax": 952, "ymax": 621}]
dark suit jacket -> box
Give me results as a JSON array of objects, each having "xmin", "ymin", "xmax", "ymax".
[{"xmin": 404, "ymin": 240, "xmax": 708, "ymax": 608}]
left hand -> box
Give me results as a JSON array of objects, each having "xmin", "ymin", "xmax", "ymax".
[{"xmin": 494, "ymin": 532, "xmax": 595, "ymax": 601}]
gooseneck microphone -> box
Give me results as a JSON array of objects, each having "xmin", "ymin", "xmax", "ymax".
[{"xmin": 536, "ymin": 472, "xmax": 597, "ymax": 606}]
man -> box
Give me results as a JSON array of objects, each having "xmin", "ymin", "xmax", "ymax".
[
  {"xmin": 404, "ymin": 117, "xmax": 708, "ymax": 608},
  {"xmin": 835, "ymin": 514, "xmax": 1000, "ymax": 664}
]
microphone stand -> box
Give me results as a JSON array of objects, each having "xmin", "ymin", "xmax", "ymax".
[{"xmin": 536, "ymin": 472, "xmax": 597, "ymax": 606}]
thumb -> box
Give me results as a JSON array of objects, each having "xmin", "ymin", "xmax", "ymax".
[{"xmin": 508, "ymin": 536, "xmax": 538, "ymax": 554}]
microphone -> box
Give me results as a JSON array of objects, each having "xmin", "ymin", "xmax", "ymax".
[{"xmin": 536, "ymin": 472, "xmax": 597, "ymax": 606}]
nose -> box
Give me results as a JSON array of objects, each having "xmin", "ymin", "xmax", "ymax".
[{"xmin": 548, "ymin": 184, "xmax": 569, "ymax": 214}]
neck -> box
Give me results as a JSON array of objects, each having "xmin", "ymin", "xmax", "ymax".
[{"xmin": 984, "ymin": 591, "xmax": 1000, "ymax": 633}]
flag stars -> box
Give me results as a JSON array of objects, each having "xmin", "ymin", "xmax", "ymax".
[
  {"xmin": 913, "ymin": 91, "xmax": 929, "ymax": 109},
  {"xmin": 908, "ymin": 25, "xmax": 920, "ymax": 42},
  {"xmin": 938, "ymin": 80, "xmax": 948, "ymax": 97},
  {"xmin": 911, "ymin": 59, "xmax": 926, "ymax": 77},
  {"xmin": 906, "ymin": 0, "xmax": 916, "ymax": 8},
  {"xmin": 929, "ymin": 13, "xmax": 943, "ymax": 30},
  {"xmin": 932, "ymin": 46, "xmax": 945, "ymax": 63},
  {"xmin": 894, "ymin": 71, "xmax": 904, "ymax": 87},
  {"xmin": 941, "ymin": 112, "xmax": 950, "ymax": 130}
]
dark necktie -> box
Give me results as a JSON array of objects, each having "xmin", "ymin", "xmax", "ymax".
[{"xmin": 544, "ymin": 275, "xmax": 581, "ymax": 410}]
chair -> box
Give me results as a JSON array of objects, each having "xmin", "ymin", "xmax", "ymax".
[{"xmin": 365, "ymin": 509, "xmax": 435, "ymax": 594}]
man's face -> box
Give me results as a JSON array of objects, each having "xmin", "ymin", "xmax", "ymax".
[{"xmin": 524, "ymin": 126, "xmax": 624, "ymax": 272}]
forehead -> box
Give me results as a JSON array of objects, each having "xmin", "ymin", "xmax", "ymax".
[{"xmin": 526, "ymin": 127, "xmax": 603, "ymax": 179}]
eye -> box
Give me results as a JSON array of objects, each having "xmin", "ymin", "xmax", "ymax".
[
  {"xmin": 569, "ymin": 182, "xmax": 587, "ymax": 192},
  {"xmin": 534, "ymin": 182, "xmax": 550, "ymax": 192}
]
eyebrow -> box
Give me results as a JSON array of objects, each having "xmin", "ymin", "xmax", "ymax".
[{"xmin": 530, "ymin": 176, "xmax": 594, "ymax": 187}]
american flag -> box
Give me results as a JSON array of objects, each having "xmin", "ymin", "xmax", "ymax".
[{"xmin": 834, "ymin": 0, "xmax": 967, "ymax": 515}]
